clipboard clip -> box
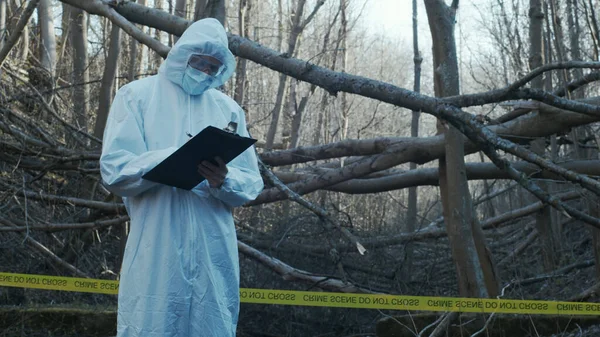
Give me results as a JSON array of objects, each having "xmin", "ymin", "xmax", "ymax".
[{"xmin": 223, "ymin": 121, "xmax": 238, "ymax": 134}]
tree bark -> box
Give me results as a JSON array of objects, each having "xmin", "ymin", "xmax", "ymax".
[
  {"xmin": 339, "ymin": 0, "xmax": 349, "ymax": 143},
  {"xmin": 70, "ymin": 6, "xmax": 89, "ymax": 135},
  {"xmin": 275, "ymin": 160, "xmax": 600, "ymax": 194},
  {"xmin": 584, "ymin": 0, "xmax": 600, "ymax": 60},
  {"xmin": 233, "ymin": 0, "xmax": 250, "ymax": 105},
  {"xmin": 403, "ymin": 0, "xmax": 422, "ymax": 283},
  {"xmin": 529, "ymin": 0, "xmax": 558, "ymax": 271},
  {"xmin": 424, "ymin": 0, "xmax": 498, "ymax": 298},
  {"xmin": 16, "ymin": 0, "xmax": 29, "ymax": 64},
  {"xmin": 197, "ymin": 0, "xmax": 225, "ymax": 25},
  {"xmin": 194, "ymin": 0, "xmax": 207, "ymax": 21},
  {"xmin": 0, "ymin": 0, "xmax": 5, "ymax": 49},
  {"xmin": 37, "ymin": 0, "xmax": 56, "ymax": 76},
  {"xmin": 94, "ymin": 22, "xmax": 121, "ymax": 139},
  {"xmin": 265, "ymin": 0, "xmax": 324, "ymax": 149},
  {"xmin": 153, "ymin": 0, "xmax": 163, "ymax": 70},
  {"xmin": 173, "ymin": 0, "xmax": 187, "ymax": 44}
]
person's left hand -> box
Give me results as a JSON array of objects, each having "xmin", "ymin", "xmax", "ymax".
[{"xmin": 198, "ymin": 157, "xmax": 228, "ymax": 188}]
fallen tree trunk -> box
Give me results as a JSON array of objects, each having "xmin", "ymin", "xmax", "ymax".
[
  {"xmin": 275, "ymin": 160, "xmax": 600, "ymax": 194},
  {"xmin": 251, "ymin": 107, "xmax": 600, "ymax": 204}
]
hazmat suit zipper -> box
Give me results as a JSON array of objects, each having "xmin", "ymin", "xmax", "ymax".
[{"xmin": 188, "ymin": 94, "xmax": 197, "ymax": 279}]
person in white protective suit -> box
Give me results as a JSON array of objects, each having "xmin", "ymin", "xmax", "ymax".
[{"xmin": 100, "ymin": 18, "xmax": 264, "ymax": 337}]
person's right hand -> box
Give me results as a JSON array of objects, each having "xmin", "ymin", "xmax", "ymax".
[{"xmin": 197, "ymin": 157, "xmax": 228, "ymax": 188}]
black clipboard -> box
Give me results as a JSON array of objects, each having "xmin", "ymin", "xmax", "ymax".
[{"xmin": 142, "ymin": 126, "xmax": 257, "ymax": 190}]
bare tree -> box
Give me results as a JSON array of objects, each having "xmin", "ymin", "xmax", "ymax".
[
  {"xmin": 567, "ymin": 0, "xmax": 583, "ymax": 95},
  {"xmin": 424, "ymin": 0, "xmax": 499, "ymax": 298},
  {"xmin": 582, "ymin": 0, "xmax": 600, "ymax": 60},
  {"xmin": 0, "ymin": 0, "xmax": 7, "ymax": 49},
  {"xmin": 37, "ymin": 0, "xmax": 56, "ymax": 76},
  {"xmin": 529, "ymin": 0, "xmax": 559, "ymax": 271},
  {"xmin": 264, "ymin": 0, "xmax": 325, "ymax": 149},
  {"xmin": 338, "ymin": 0, "xmax": 349, "ymax": 142},
  {"xmin": 153, "ymin": 0, "xmax": 164, "ymax": 70},
  {"xmin": 233, "ymin": 0, "xmax": 251, "ymax": 105},
  {"xmin": 94, "ymin": 22, "xmax": 121, "ymax": 139},
  {"xmin": 402, "ymin": 0, "xmax": 423, "ymax": 282},
  {"xmin": 173, "ymin": 0, "xmax": 187, "ymax": 44},
  {"xmin": 127, "ymin": 0, "xmax": 148, "ymax": 81},
  {"xmin": 195, "ymin": 0, "xmax": 226, "ymax": 25},
  {"xmin": 70, "ymin": 6, "xmax": 89, "ymax": 134},
  {"xmin": 15, "ymin": 0, "xmax": 30, "ymax": 63}
]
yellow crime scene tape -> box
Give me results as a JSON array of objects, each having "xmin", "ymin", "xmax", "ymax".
[{"xmin": 1, "ymin": 272, "xmax": 599, "ymax": 316}]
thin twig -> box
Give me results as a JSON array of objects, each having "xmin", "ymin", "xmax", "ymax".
[
  {"xmin": 427, "ymin": 312, "xmax": 458, "ymax": 337},
  {"xmin": 417, "ymin": 314, "xmax": 446, "ymax": 337}
]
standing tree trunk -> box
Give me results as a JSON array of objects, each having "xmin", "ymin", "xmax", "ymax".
[
  {"xmin": 584, "ymin": 0, "xmax": 600, "ymax": 60},
  {"xmin": 0, "ymin": 0, "xmax": 7, "ymax": 50},
  {"xmin": 402, "ymin": 0, "xmax": 423, "ymax": 282},
  {"xmin": 70, "ymin": 6, "xmax": 89, "ymax": 134},
  {"xmin": 424, "ymin": 0, "xmax": 498, "ymax": 298},
  {"xmin": 128, "ymin": 0, "xmax": 147, "ymax": 81},
  {"xmin": 339, "ymin": 0, "xmax": 349, "ymax": 143},
  {"xmin": 173, "ymin": 0, "xmax": 187, "ymax": 43},
  {"xmin": 529, "ymin": 0, "xmax": 558, "ymax": 271},
  {"xmin": 194, "ymin": 0, "xmax": 206, "ymax": 21},
  {"xmin": 15, "ymin": 0, "xmax": 29, "ymax": 64},
  {"xmin": 479, "ymin": 152, "xmax": 496, "ymax": 219},
  {"xmin": 289, "ymin": 84, "xmax": 315, "ymax": 149},
  {"xmin": 94, "ymin": 22, "xmax": 121, "ymax": 139},
  {"xmin": 276, "ymin": 0, "xmax": 283, "ymax": 52},
  {"xmin": 233, "ymin": 0, "xmax": 251, "ymax": 105},
  {"xmin": 567, "ymin": 0, "xmax": 583, "ymax": 95},
  {"xmin": 59, "ymin": 2, "xmax": 71, "ymax": 69},
  {"xmin": 153, "ymin": 0, "xmax": 164, "ymax": 71},
  {"xmin": 37, "ymin": 0, "xmax": 56, "ymax": 76},
  {"xmin": 196, "ymin": 0, "xmax": 226, "ymax": 25}
]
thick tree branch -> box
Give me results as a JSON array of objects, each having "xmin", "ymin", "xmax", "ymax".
[
  {"xmin": 506, "ymin": 61, "xmax": 600, "ymax": 92},
  {"xmin": 252, "ymin": 108, "xmax": 598, "ymax": 204},
  {"xmin": 274, "ymin": 160, "xmax": 600, "ymax": 194},
  {"xmin": 59, "ymin": 0, "xmax": 170, "ymax": 58}
]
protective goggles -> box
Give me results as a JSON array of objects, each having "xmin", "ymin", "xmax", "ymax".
[{"xmin": 188, "ymin": 54, "xmax": 224, "ymax": 76}]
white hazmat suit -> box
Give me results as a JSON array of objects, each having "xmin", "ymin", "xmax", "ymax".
[{"xmin": 100, "ymin": 18, "xmax": 264, "ymax": 337}]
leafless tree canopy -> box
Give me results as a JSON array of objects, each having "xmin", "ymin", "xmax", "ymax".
[{"xmin": 0, "ymin": 0, "xmax": 600, "ymax": 336}]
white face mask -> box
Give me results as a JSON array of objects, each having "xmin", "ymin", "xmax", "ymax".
[{"xmin": 182, "ymin": 65, "xmax": 215, "ymax": 95}]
